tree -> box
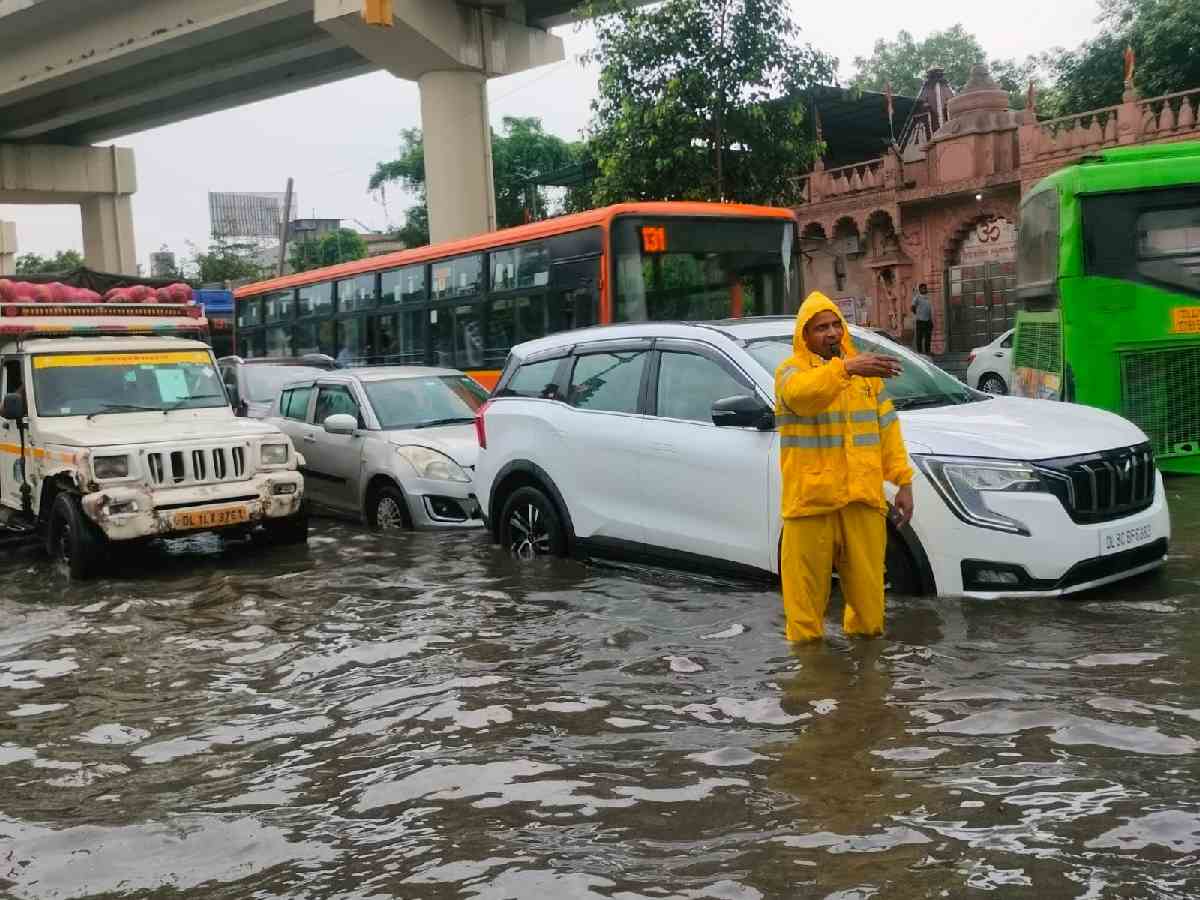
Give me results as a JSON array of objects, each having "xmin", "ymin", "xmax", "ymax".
[
  {"xmin": 582, "ymin": 0, "xmax": 835, "ymax": 205},
  {"xmin": 1040, "ymin": 0, "xmax": 1200, "ymax": 115},
  {"xmin": 14, "ymin": 249, "xmax": 84, "ymax": 275},
  {"xmin": 369, "ymin": 118, "xmax": 586, "ymax": 246},
  {"xmin": 288, "ymin": 228, "xmax": 368, "ymax": 273},
  {"xmin": 192, "ymin": 238, "xmax": 266, "ymax": 285}
]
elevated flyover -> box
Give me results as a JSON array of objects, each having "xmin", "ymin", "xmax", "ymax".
[{"xmin": 0, "ymin": 1, "xmax": 628, "ymax": 267}]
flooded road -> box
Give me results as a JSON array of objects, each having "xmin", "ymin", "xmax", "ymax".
[{"xmin": 2, "ymin": 482, "xmax": 1199, "ymax": 900}]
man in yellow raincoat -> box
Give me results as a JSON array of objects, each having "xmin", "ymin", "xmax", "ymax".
[{"xmin": 775, "ymin": 292, "xmax": 915, "ymax": 641}]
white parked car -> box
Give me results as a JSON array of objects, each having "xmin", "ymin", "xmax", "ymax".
[
  {"xmin": 966, "ymin": 329, "xmax": 1014, "ymax": 395},
  {"xmin": 269, "ymin": 367, "xmax": 486, "ymax": 530},
  {"xmin": 473, "ymin": 318, "xmax": 1169, "ymax": 598}
]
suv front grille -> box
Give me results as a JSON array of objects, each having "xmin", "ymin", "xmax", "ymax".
[
  {"xmin": 145, "ymin": 445, "xmax": 247, "ymax": 487},
  {"xmin": 1037, "ymin": 443, "xmax": 1156, "ymax": 524}
]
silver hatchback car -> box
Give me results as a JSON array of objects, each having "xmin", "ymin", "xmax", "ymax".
[{"xmin": 269, "ymin": 367, "xmax": 486, "ymax": 530}]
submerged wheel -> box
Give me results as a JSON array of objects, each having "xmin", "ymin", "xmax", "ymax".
[
  {"xmin": 46, "ymin": 493, "xmax": 105, "ymax": 580},
  {"xmin": 499, "ymin": 486, "xmax": 567, "ymax": 560},
  {"xmin": 259, "ymin": 504, "xmax": 309, "ymax": 546},
  {"xmin": 366, "ymin": 484, "xmax": 410, "ymax": 532},
  {"xmin": 884, "ymin": 532, "xmax": 920, "ymax": 595},
  {"xmin": 978, "ymin": 373, "xmax": 1008, "ymax": 395}
]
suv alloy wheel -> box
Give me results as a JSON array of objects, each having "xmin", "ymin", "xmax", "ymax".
[{"xmin": 499, "ymin": 486, "xmax": 567, "ymax": 560}]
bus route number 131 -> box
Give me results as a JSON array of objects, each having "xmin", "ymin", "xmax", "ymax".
[{"xmin": 640, "ymin": 226, "xmax": 668, "ymax": 254}]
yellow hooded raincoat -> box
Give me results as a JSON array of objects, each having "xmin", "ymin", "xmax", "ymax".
[{"xmin": 774, "ymin": 291, "xmax": 914, "ymax": 640}]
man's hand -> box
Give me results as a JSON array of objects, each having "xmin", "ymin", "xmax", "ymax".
[
  {"xmin": 845, "ymin": 353, "xmax": 903, "ymax": 378},
  {"xmin": 892, "ymin": 484, "xmax": 914, "ymax": 528}
]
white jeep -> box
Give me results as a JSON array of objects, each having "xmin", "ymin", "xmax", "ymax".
[{"xmin": 0, "ymin": 303, "xmax": 306, "ymax": 578}]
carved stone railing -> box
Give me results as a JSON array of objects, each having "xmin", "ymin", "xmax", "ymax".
[
  {"xmin": 821, "ymin": 158, "xmax": 885, "ymax": 197},
  {"xmin": 1027, "ymin": 104, "xmax": 1124, "ymax": 158},
  {"xmin": 1138, "ymin": 87, "xmax": 1200, "ymax": 139},
  {"xmin": 1026, "ymin": 85, "xmax": 1200, "ymax": 161}
]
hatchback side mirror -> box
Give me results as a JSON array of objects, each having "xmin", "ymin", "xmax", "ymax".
[
  {"xmin": 712, "ymin": 394, "xmax": 774, "ymax": 430},
  {"xmin": 323, "ymin": 413, "xmax": 358, "ymax": 435},
  {"xmin": 1, "ymin": 391, "xmax": 26, "ymax": 421}
]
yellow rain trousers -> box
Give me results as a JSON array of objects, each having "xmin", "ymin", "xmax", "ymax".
[{"xmin": 775, "ymin": 291, "xmax": 914, "ymax": 640}]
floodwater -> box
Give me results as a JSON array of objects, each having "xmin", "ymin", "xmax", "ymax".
[{"xmin": 2, "ymin": 484, "xmax": 1199, "ymax": 900}]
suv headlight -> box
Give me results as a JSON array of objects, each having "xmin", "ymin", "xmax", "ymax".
[
  {"xmin": 915, "ymin": 456, "xmax": 1047, "ymax": 535},
  {"xmin": 93, "ymin": 454, "xmax": 131, "ymax": 480},
  {"xmin": 396, "ymin": 446, "xmax": 470, "ymax": 483},
  {"xmin": 260, "ymin": 443, "xmax": 289, "ymax": 466}
]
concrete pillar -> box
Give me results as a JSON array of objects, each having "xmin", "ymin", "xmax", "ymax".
[
  {"xmin": 419, "ymin": 70, "xmax": 497, "ymax": 243},
  {"xmin": 0, "ymin": 220, "xmax": 16, "ymax": 276},
  {"xmin": 81, "ymin": 194, "xmax": 136, "ymax": 274}
]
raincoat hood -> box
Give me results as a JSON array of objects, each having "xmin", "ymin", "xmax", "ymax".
[{"xmin": 793, "ymin": 291, "xmax": 856, "ymax": 360}]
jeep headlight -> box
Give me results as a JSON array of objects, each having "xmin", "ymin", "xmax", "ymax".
[
  {"xmin": 261, "ymin": 443, "xmax": 289, "ymax": 466},
  {"xmin": 395, "ymin": 445, "xmax": 470, "ymax": 483},
  {"xmin": 915, "ymin": 456, "xmax": 1047, "ymax": 536},
  {"xmin": 93, "ymin": 454, "xmax": 131, "ymax": 480}
]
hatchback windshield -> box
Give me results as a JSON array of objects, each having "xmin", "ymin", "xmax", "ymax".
[
  {"xmin": 363, "ymin": 375, "xmax": 488, "ymax": 430},
  {"xmin": 744, "ymin": 332, "xmax": 982, "ymax": 409},
  {"xmin": 244, "ymin": 365, "xmax": 325, "ymax": 403},
  {"xmin": 32, "ymin": 350, "xmax": 227, "ymax": 417}
]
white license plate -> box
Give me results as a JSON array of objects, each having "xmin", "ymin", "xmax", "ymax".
[{"xmin": 1099, "ymin": 521, "xmax": 1156, "ymax": 556}]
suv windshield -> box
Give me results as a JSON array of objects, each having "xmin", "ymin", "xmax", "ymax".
[
  {"xmin": 363, "ymin": 375, "xmax": 488, "ymax": 430},
  {"xmin": 32, "ymin": 350, "xmax": 228, "ymax": 417},
  {"xmin": 744, "ymin": 332, "xmax": 982, "ymax": 409}
]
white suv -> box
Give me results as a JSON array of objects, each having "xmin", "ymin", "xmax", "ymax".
[{"xmin": 474, "ymin": 318, "xmax": 1170, "ymax": 598}]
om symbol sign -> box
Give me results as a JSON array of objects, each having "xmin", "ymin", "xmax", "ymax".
[{"xmin": 976, "ymin": 219, "xmax": 1002, "ymax": 243}]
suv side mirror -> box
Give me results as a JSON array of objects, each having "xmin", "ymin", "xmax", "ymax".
[
  {"xmin": 1, "ymin": 391, "xmax": 26, "ymax": 421},
  {"xmin": 323, "ymin": 413, "xmax": 358, "ymax": 435},
  {"xmin": 712, "ymin": 394, "xmax": 774, "ymax": 430}
]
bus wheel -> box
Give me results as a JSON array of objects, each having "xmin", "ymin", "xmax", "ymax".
[
  {"xmin": 500, "ymin": 486, "xmax": 566, "ymax": 560},
  {"xmin": 47, "ymin": 493, "xmax": 105, "ymax": 580},
  {"xmin": 979, "ymin": 373, "xmax": 1008, "ymax": 395}
]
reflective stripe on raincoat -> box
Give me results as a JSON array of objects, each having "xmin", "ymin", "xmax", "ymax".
[{"xmin": 775, "ymin": 291, "xmax": 914, "ymax": 519}]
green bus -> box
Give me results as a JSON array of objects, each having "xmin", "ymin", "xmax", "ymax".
[{"xmin": 1013, "ymin": 141, "xmax": 1200, "ymax": 475}]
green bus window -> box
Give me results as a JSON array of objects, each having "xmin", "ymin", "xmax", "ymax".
[
  {"xmin": 1136, "ymin": 205, "xmax": 1200, "ymax": 295},
  {"xmin": 1016, "ymin": 190, "xmax": 1059, "ymax": 301},
  {"xmin": 381, "ymin": 265, "xmax": 425, "ymax": 304},
  {"xmin": 298, "ymin": 282, "xmax": 333, "ymax": 317},
  {"xmin": 337, "ymin": 273, "xmax": 377, "ymax": 312},
  {"xmin": 1083, "ymin": 189, "xmax": 1200, "ymax": 297}
]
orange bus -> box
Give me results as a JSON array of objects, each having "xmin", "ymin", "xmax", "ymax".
[{"xmin": 233, "ymin": 202, "xmax": 799, "ymax": 389}]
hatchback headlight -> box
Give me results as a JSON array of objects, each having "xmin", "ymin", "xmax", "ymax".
[
  {"xmin": 395, "ymin": 445, "xmax": 470, "ymax": 483},
  {"xmin": 915, "ymin": 456, "xmax": 1047, "ymax": 535},
  {"xmin": 261, "ymin": 443, "xmax": 289, "ymax": 466},
  {"xmin": 93, "ymin": 454, "xmax": 130, "ymax": 480}
]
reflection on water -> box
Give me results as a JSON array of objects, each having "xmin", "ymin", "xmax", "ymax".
[{"xmin": 2, "ymin": 479, "xmax": 1199, "ymax": 899}]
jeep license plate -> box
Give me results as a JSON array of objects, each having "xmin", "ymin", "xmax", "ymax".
[
  {"xmin": 1099, "ymin": 521, "xmax": 1155, "ymax": 556},
  {"xmin": 173, "ymin": 505, "xmax": 250, "ymax": 531}
]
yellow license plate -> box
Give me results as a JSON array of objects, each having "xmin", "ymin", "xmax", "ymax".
[
  {"xmin": 173, "ymin": 505, "xmax": 250, "ymax": 530},
  {"xmin": 1171, "ymin": 306, "xmax": 1200, "ymax": 334}
]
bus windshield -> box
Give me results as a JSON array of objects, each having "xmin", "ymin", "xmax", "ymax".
[
  {"xmin": 612, "ymin": 217, "xmax": 797, "ymax": 321},
  {"xmin": 32, "ymin": 350, "xmax": 227, "ymax": 418},
  {"xmin": 1083, "ymin": 187, "xmax": 1200, "ymax": 297}
]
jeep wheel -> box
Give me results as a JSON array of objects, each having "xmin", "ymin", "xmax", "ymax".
[
  {"xmin": 499, "ymin": 486, "xmax": 567, "ymax": 560},
  {"xmin": 259, "ymin": 504, "xmax": 309, "ymax": 546},
  {"xmin": 47, "ymin": 493, "xmax": 105, "ymax": 580}
]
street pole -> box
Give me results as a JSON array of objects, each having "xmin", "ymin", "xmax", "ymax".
[{"xmin": 277, "ymin": 177, "xmax": 294, "ymax": 277}]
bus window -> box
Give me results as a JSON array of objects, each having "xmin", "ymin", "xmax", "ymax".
[
  {"xmin": 295, "ymin": 320, "xmax": 335, "ymax": 357},
  {"xmin": 1016, "ymin": 190, "xmax": 1059, "ymax": 303},
  {"xmin": 433, "ymin": 255, "xmax": 482, "ymax": 300},
  {"xmin": 238, "ymin": 331, "xmax": 264, "ymax": 358},
  {"xmin": 266, "ymin": 326, "xmax": 291, "ymax": 357},
  {"xmin": 263, "ymin": 291, "xmax": 294, "ymax": 322},
  {"xmin": 1083, "ymin": 188, "xmax": 1200, "ymax": 297},
  {"xmin": 491, "ymin": 242, "xmax": 550, "ymax": 292},
  {"xmin": 336, "ymin": 318, "xmax": 366, "ymax": 365},
  {"xmin": 486, "ymin": 297, "xmax": 517, "ymax": 366},
  {"xmin": 398, "ymin": 308, "xmax": 425, "ymax": 365},
  {"xmin": 337, "ymin": 273, "xmax": 377, "ymax": 312},
  {"xmin": 517, "ymin": 295, "xmax": 550, "ymax": 343},
  {"xmin": 381, "ymin": 265, "xmax": 425, "ymax": 304},
  {"xmin": 611, "ymin": 217, "xmax": 796, "ymax": 321},
  {"xmin": 298, "ymin": 282, "xmax": 334, "ymax": 318},
  {"xmin": 237, "ymin": 298, "xmax": 262, "ymax": 329},
  {"xmin": 432, "ymin": 304, "xmax": 483, "ymax": 369},
  {"xmin": 551, "ymin": 257, "xmax": 600, "ymax": 331}
]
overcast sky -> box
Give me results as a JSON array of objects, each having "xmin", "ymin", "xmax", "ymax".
[{"xmin": 1, "ymin": 0, "xmax": 1105, "ymax": 273}]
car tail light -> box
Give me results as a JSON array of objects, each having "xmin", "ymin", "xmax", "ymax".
[
  {"xmin": 967, "ymin": 352, "xmax": 976, "ymax": 364},
  {"xmin": 475, "ymin": 400, "xmax": 491, "ymax": 449}
]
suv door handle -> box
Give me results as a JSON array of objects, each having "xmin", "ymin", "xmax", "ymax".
[{"xmin": 303, "ymin": 432, "xmax": 317, "ymax": 443}]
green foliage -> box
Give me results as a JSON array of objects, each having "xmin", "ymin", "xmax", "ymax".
[
  {"xmin": 369, "ymin": 118, "xmax": 587, "ymax": 246},
  {"xmin": 193, "ymin": 238, "xmax": 266, "ymax": 285},
  {"xmin": 288, "ymin": 228, "xmax": 368, "ymax": 273},
  {"xmin": 1039, "ymin": 0, "xmax": 1200, "ymax": 114},
  {"xmin": 582, "ymin": 0, "xmax": 835, "ymax": 205},
  {"xmin": 14, "ymin": 249, "xmax": 84, "ymax": 275}
]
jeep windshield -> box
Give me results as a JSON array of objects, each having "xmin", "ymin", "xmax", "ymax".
[
  {"xmin": 743, "ymin": 331, "xmax": 983, "ymax": 409},
  {"xmin": 32, "ymin": 350, "xmax": 229, "ymax": 417}
]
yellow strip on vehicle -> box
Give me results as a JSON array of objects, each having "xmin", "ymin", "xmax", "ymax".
[{"xmin": 33, "ymin": 351, "xmax": 211, "ymax": 369}]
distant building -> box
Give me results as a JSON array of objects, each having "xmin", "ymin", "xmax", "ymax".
[
  {"xmin": 288, "ymin": 218, "xmax": 342, "ymax": 242},
  {"xmin": 363, "ymin": 232, "xmax": 406, "ymax": 257},
  {"xmin": 150, "ymin": 248, "xmax": 177, "ymax": 278}
]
